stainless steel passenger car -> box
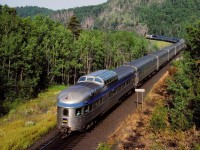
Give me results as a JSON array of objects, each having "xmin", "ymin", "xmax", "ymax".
[
  {"xmin": 57, "ymin": 70, "xmax": 132, "ymax": 133},
  {"xmin": 57, "ymin": 35, "xmax": 186, "ymax": 134},
  {"xmin": 125, "ymin": 54, "xmax": 157, "ymax": 83}
]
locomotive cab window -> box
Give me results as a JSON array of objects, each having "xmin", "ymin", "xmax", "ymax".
[{"xmin": 63, "ymin": 109, "xmax": 69, "ymax": 116}]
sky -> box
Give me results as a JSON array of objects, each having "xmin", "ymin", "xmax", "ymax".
[{"xmin": 0, "ymin": 0, "xmax": 108, "ymax": 10}]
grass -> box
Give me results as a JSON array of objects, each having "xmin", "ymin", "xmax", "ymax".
[
  {"xmin": 97, "ymin": 142, "xmax": 112, "ymax": 150},
  {"xmin": 0, "ymin": 85, "xmax": 66, "ymax": 150},
  {"xmin": 148, "ymin": 39, "xmax": 173, "ymax": 50}
]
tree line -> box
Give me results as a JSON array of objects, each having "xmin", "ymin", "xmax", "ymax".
[
  {"xmin": 168, "ymin": 20, "xmax": 200, "ymax": 128},
  {"xmin": 15, "ymin": 0, "xmax": 200, "ymax": 38},
  {"xmin": 150, "ymin": 20, "xmax": 200, "ymax": 132},
  {"xmin": 136, "ymin": 0, "xmax": 200, "ymax": 37},
  {"xmin": 16, "ymin": 6, "xmax": 54, "ymax": 18},
  {"xmin": 91, "ymin": 0, "xmax": 200, "ymax": 37},
  {"xmin": 0, "ymin": 5, "xmax": 148, "ymax": 116}
]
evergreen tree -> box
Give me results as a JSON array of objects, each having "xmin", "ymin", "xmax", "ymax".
[{"xmin": 67, "ymin": 15, "xmax": 82, "ymax": 40}]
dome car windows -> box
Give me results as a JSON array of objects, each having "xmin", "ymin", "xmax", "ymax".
[
  {"xmin": 78, "ymin": 77, "xmax": 86, "ymax": 82},
  {"xmin": 94, "ymin": 78, "xmax": 103, "ymax": 84},
  {"xmin": 87, "ymin": 77, "xmax": 94, "ymax": 81}
]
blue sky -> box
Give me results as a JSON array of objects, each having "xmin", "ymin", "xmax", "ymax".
[{"xmin": 0, "ymin": 0, "xmax": 108, "ymax": 10}]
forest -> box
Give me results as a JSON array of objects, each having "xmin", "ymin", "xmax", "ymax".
[
  {"xmin": 166, "ymin": 20, "xmax": 200, "ymax": 128},
  {"xmin": 94, "ymin": 0, "xmax": 200, "ymax": 37},
  {"xmin": 136, "ymin": 0, "xmax": 200, "ymax": 37},
  {"xmin": 16, "ymin": 4, "xmax": 106, "ymax": 29},
  {"xmin": 149, "ymin": 20, "xmax": 200, "ymax": 132},
  {"xmin": 16, "ymin": 6, "xmax": 54, "ymax": 18},
  {"xmin": 143, "ymin": 20, "xmax": 200, "ymax": 148},
  {"xmin": 16, "ymin": 0, "xmax": 200, "ymax": 38},
  {"xmin": 0, "ymin": 5, "xmax": 149, "ymax": 116}
]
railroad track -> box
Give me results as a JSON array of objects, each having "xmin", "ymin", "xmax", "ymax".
[
  {"xmin": 38, "ymin": 133, "xmax": 63, "ymax": 150},
  {"xmin": 37, "ymin": 131, "xmax": 87, "ymax": 150}
]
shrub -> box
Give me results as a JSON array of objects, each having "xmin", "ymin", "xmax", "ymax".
[
  {"xmin": 150, "ymin": 142, "xmax": 166, "ymax": 150},
  {"xmin": 150, "ymin": 106, "xmax": 167, "ymax": 131},
  {"xmin": 169, "ymin": 108, "xmax": 193, "ymax": 131},
  {"xmin": 97, "ymin": 142, "xmax": 112, "ymax": 150},
  {"xmin": 193, "ymin": 143, "xmax": 200, "ymax": 150}
]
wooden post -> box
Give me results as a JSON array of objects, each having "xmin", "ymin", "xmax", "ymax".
[{"xmin": 135, "ymin": 89, "xmax": 145, "ymax": 111}]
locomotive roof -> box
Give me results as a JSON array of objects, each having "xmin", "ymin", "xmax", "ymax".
[
  {"xmin": 57, "ymin": 82, "xmax": 102, "ymax": 107},
  {"xmin": 87, "ymin": 69, "xmax": 117, "ymax": 80},
  {"xmin": 126, "ymin": 55, "xmax": 157, "ymax": 71}
]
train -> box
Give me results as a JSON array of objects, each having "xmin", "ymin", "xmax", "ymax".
[{"xmin": 57, "ymin": 35, "xmax": 186, "ymax": 134}]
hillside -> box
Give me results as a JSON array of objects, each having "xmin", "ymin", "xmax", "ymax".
[
  {"xmin": 94, "ymin": 0, "xmax": 164, "ymax": 34},
  {"xmin": 16, "ymin": 4, "xmax": 107, "ymax": 30},
  {"xmin": 51, "ymin": 4, "xmax": 106, "ymax": 29},
  {"xmin": 94, "ymin": 0, "xmax": 200, "ymax": 36},
  {"xmin": 16, "ymin": 0, "xmax": 200, "ymax": 37},
  {"xmin": 135, "ymin": 0, "xmax": 200, "ymax": 37}
]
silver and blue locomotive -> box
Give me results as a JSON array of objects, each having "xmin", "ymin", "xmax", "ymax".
[{"xmin": 57, "ymin": 35, "xmax": 186, "ymax": 134}]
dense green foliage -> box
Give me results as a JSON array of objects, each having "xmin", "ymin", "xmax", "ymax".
[
  {"xmin": 136, "ymin": 0, "xmax": 200, "ymax": 37},
  {"xmin": 149, "ymin": 21, "xmax": 200, "ymax": 132},
  {"xmin": 0, "ymin": 5, "xmax": 73, "ymax": 115},
  {"xmin": 16, "ymin": 6, "xmax": 54, "ymax": 18},
  {"xmin": 167, "ymin": 60, "xmax": 194, "ymax": 130},
  {"xmin": 95, "ymin": 0, "xmax": 200, "ymax": 37},
  {"xmin": 166, "ymin": 20, "xmax": 200, "ymax": 130},
  {"xmin": 16, "ymin": 4, "xmax": 106, "ymax": 25},
  {"xmin": 50, "ymin": 4, "xmax": 107, "ymax": 29},
  {"xmin": 15, "ymin": 0, "xmax": 200, "ymax": 37},
  {"xmin": 0, "ymin": 5, "xmax": 148, "ymax": 116}
]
